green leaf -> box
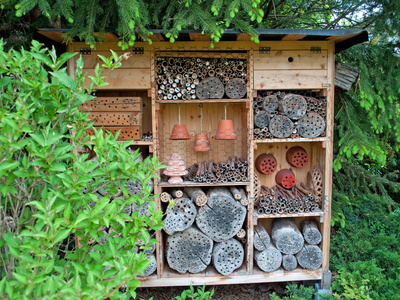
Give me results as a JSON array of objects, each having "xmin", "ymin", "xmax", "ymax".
[
  {"xmin": 3, "ymin": 232, "xmax": 19, "ymax": 248},
  {"xmin": 50, "ymin": 69, "xmax": 77, "ymax": 90},
  {"xmin": 13, "ymin": 273, "xmax": 28, "ymax": 285},
  {"xmin": 54, "ymin": 229, "xmax": 71, "ymax": 244}
]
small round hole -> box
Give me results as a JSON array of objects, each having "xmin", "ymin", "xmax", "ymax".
[{"xmin": 288, "ymin": 57, "xmax": 294, "ymax": 62}]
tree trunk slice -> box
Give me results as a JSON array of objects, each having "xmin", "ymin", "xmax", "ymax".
[
  {"xmin": 213, "ymin": 238, "xmax": 244, "ymax": 276},
  {"xmin": 282, "ymin": 254, "xmax": 297, "ymax": 271},
  {"xmin": 171, "ymin": 188, "xmax": 184, "ymax": 198},
  {"xmin": 196, "ymin": 187, "xmax": 247, "ymax": 242},
  {"xmin": 196, "ymin": 77, "xmax": 224, "ymax": 99},
  {"xmin": 255, "ymin": 246, "xmax": 282, "ymax": 272},
  {"xmin": 163, "ymin": 197, "xmax": 197, "ymax": 235},
  {"xmin": 138, "ymin": 253, "xmax": 157, "ymax": 277},
  {"xmin": 132, "ymin": 201, "xmax": 151, "ymax": 217},
  {"xmin": 296, "ymin": 112, "xmax": 326, "ymax": 138},
  {"xmin": 236, "ymin": 228, "xmax": 246, "ymax": 239},
  {"xmin": 271, "ymin": 218, "xmax": 304, "ymax": 255},
  {"xmin": 269, "ymin": 115, "xmax": 294, "ymax": 138},
  {"xmin": 160, "ymin": 192, "xmax": 172, "ymax": 203},
  {"xmin": 302, "ymin": 220, "xmax": 322, "ymax": 245},
  {"xmin": 254, "ymin": 111, "xmax": 271, "ymax": 129},
  {"xmin": 296, "ymin": 244, "xmax": 323, "ymax": 270},
  {"xmin": 254, "ymin": 223, "xmax": 271, "ymax": 251},
  {"xmin": 184, "ymin": 187, "xmax": 208, "ymax": 207},
  {"xmin": 225, "ymin": 78, "xmax": 247, "ymax": 99},
  {"xmin": 280, "ymin": 94, "xmax": 307, "ymax": 120},
  {"xmin": 262, "ymin": 95, "xmax": 279, "ymax": 113},
  {"xmin": 229, "ymin": 186, "xmax": 242, "ymax": 200},
  {"xmin": 166, "ymin": 227, "xmax": 213, "ymax": 274}
]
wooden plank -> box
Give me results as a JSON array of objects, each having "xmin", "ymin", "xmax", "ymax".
[
  {"xmin": 93, "ymin": 32, "xmax": 119, "ymax": 42},
  {"xmin": 255, "ymin": 137, "xmax": 327, "ymax": 143},
  {"xmin": 254, "ymin": 70, "xmax": 328, "ymax": 90},
  {"xmin": 88, "ymin": 111, "xmax": 142, "ymax": 126},
  {"xmin": 149, "ymin": 33, "xmax": 164, "ymax": 42},
  {"xmin": 158, "ymin": 181, "xmax": 250, "ymax": 187},
  {"xmin": 82, "ymin": 51, "xmax": 151, "ymax": 69},
  {"xmin": 138, "ymin": 267, "xmax": 322, "ymax": 287},
  {"xmin": 37, "ymin": 30, "xmax": 65, "ymax": 44},
  {"xmin": 155, "ymin": 51, "xmax": 247, "ymax": 59},
  {"xmin": 79, "ymin": 97, "xmax": 142, "ymax": 112},
  {"xmin": 189, "ymin": 33, "xmax": 211, "ymax": 41},
  {"xmin": 70, "ymin": 41, "xmax": 328, "ymax": 52},
  {"xmin": 257, "ymin": 211, "xmax": 324, "ymax": 219},
  {"xmin": 237, "ymin": 33, "xmax": 253, "ymax": 41},
  {"xmin": 281, "ymin": 34, "xmax": 307, "ymax": 41},
  {"xmin": 83, "ymin": 68, "xmax": 151, "ymax": 89},
  {"xmin": 156, "ymin": 99, "xmax": 248, "ymax": 104},
  {"xmin": 254, "ymin": 50, "xmax": 328, "ymax": 70},
  {"xmin": 321, "ymin": 41, "xmax": 335, "ymax": 280},
  {"xmin": 84, "ymin": 126, "xmax": 142, "ymax": 141}
]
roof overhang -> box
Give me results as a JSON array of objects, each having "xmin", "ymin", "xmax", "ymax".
[{"xmin": 37, "ymin": 28, "xmax": 368, "ymax": 54}]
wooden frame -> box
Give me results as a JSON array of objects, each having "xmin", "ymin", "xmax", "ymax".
[{"xmin": 68, "ymin": 37, "xmax": 338, "ymax": 287}]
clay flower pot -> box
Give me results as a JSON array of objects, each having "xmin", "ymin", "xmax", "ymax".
[
  {"xmin": 255, "ymin": 153, "xmax": 277, "ymax": 175},
  {"xmin": 275, "ymin": 169, "xmax": 295, "ymax": 189},
  {"xmin": 286, "ymin": 146, "xmax": 308, "ymax": 168},
  {"xmin": 193, "ymin": 133, "xmax": 211, "ymax": 151},
  {"xmin": 170, "ymin": 124, "xmax": 191, "ymax": 140},
  {"xmin": 215, "ymin": 120, "xmax": 237, "ymax": 140}
]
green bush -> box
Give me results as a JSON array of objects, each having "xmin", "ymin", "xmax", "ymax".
[
  {"xmin": 330, "ymin": 194, "xmax": 400, "ymax": 299},
  {"xmin": 0, "ymin": 40, "xmax": 163, "ymax": 299},
  {"xmin": 270, "ymin": 283, "xmax": 315, "ymax": 300}
]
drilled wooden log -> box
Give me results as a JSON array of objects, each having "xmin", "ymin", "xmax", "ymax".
[
  {"xmin": 236, "ymin": 228, "xmax": 246, "ymax": 239},
  {"xmin": 239, "ymin": 188, "xmax": 249, "ymax": 207},
  {"xmin": 282, "ymin": 254, "xmax": 297, "ymax": 271},
  {"xmin": 229, "ymin": 186, "xmax": 242, "ymax": 200},
  {"xmin": 184, "ymin": 187, "xmax": 208, "ymax": 207},
  {"xmin": 269, "ymin": 115, "xmax": 294, "ymax": 138},
  {"xmin": 160, "ymin": 192, "xmax": 172, "ymax": 203},
  {"xmin": 254, "ymin": 223, "xmax": 271, "ymax": 251},
  {"xmin": 296, "ymin": 112, "xmax": 326, "ymax": 138},
  {"xmin": 271, "ymin": 218, "xmax": 304, "ymax": 255},
  {"xmin": 213, "ymin": 238, "xmax": 244, "ymax": 276},
  {"xmin": 302, "ymin": 220, "xmax": 322, "ymax": 245},
  {"xmin": 166, "ymin": 227, "xmax": 213, "ymax": 274},
  {"xmin": 171, "ymin": 188, "xmax": 184, "ymax": 198},
  {"xmin": 255, "ymin": 245, "xmax": 282, "ymax": 272},
  {"xmin": 138, "ymin": 253, "xmax": 157, "ymax": 277},
  {"xmin": 196, "ymin": 77, "xmax": 224, "ymax": 99},
  {"xmin": 196, "ymin": 187, "xmax": 247, "ymax": 242},
  {"xmin": 254, "ymin": 111, "xmax": 271, "ymax": 128},
  {"xmin": 163, "ymin": 197, "xmax": 197, "ymax": 235},
  {"xmin": 225, "ymin": 78, "xmax": 247, "ymax": 99},
  {"xmin": 262, "ymin": 95, "xmax": 279, "ymax": 113},
  {"xmin": 280, "ymin": 94, "xmax": 307, "ymax": 120},
  {"xmin": 132, "ymin": 201, "xmax": 151, "ymax": 217},
  {"xmin": 296, "ymin": 244, "xmax": 323, "ymax": 270}
]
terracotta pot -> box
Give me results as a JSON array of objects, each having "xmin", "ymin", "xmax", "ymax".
[
  {"xmin": 170, "ymin": 124, "xmax": 191, "ymax": 140},
  {"xmin": 255, "ymin": 153, "xmax": 277, "ymax": 175},
  {"xmin": 215, "ymin": 120, "xmax": 237, "ymax": 140},
  {"xmin": 286, "ymin": 146, "xmax": 308, "ymax": 168},
  {"xmin": 275, "ymin": 169, "xmax": 295, "ymax": 189},
  {"xmin": 193, "ymin": 133, "xmax": 211, "ymax": 151}
]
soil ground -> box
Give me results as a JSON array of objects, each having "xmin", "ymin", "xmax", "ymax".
[{"xmin": 135, "ymin": 282, "xmax": 288, "ymax": 300}]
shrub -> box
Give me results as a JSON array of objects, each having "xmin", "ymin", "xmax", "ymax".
[{"xmin": 0, "ymin": 40, "xmax": 163, "ymax": 299}]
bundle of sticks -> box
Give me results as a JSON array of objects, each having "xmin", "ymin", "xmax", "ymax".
[
  {"xmin": 184, "ymin": 156, "xmax": 249, "ymax": 183},
  {"xmin": 256, "ymin": 183, "xmax": 321, "ymax": 215}
]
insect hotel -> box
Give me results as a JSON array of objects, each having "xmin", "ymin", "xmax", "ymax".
[{"xmin": 39, "ymin": 28, "xmax": 368, "ymax": 287}]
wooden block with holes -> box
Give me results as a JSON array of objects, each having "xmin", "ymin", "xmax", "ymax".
[{"xmin": 79, "ymin": 96, "xmax": 143, "ymax": 141}]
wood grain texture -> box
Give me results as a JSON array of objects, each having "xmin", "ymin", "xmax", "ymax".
[{"xmin": 83, "ymin": 68, "xmax": 151, "ymax": 89}]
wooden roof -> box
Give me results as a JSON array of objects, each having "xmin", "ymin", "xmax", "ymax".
[{"xmin": 38, "ymin": 28, "xmax": 368, "ymax": 53}]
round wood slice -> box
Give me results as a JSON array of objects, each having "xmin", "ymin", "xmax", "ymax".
[
  {"xmin": 271, "ymin": 218, "xmax": 304, "ymax": 255},
  {"xmin": 269, "ymin": 115, "xmax": 294, "ymax": 138},
  {"xmin": 138, "ymin": 253, "xmax": 157, "ymax": 277},
  {"xmin": 163, "ymin": 197, "xmax": 197, "ymax": 235},
  {"xmin": 282, "ymin": 254, "xmax": 297, "ymax": 271},
  {"xmin": 225, "ymin": 78, "xmax": 247, "ymax": 99},
  {"xmin": 296, "ymin": 113, "xmax": 326, "ymax": 138},
  {"xmin": 196, "ymin": 77, "xmax": 224, "ymax": 99},
  {"xmin": 262, "ymin": 95, "xmax": 279, "ymax": 113},
  {"xmin": 296, "ymin": 244, "xmax": 323, "ymax": 270},
  {"xmin": 255, "ymin": 246, "xmax": 282, "ymax": 272},
  {"xmin": 196, "ymin": 187, "xmax": 247, "ymax": 242},
  {"xmin": 254, "ymin": 111, "xmax": 271, "ymax": 128},
  {"xmin": 280, "ymin": 94, "xmax": 307, "ymax": 120},
  {"xmin": 213, "ymin": 238, "xmax": 244, "ymax": 276},
  {"xmin": 166, "ymin": 227, "xmax": 213, "ymax": 274},
  {"xmin": 302, "ymin": 220, "xmax": 322, "ymax": 245}
]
